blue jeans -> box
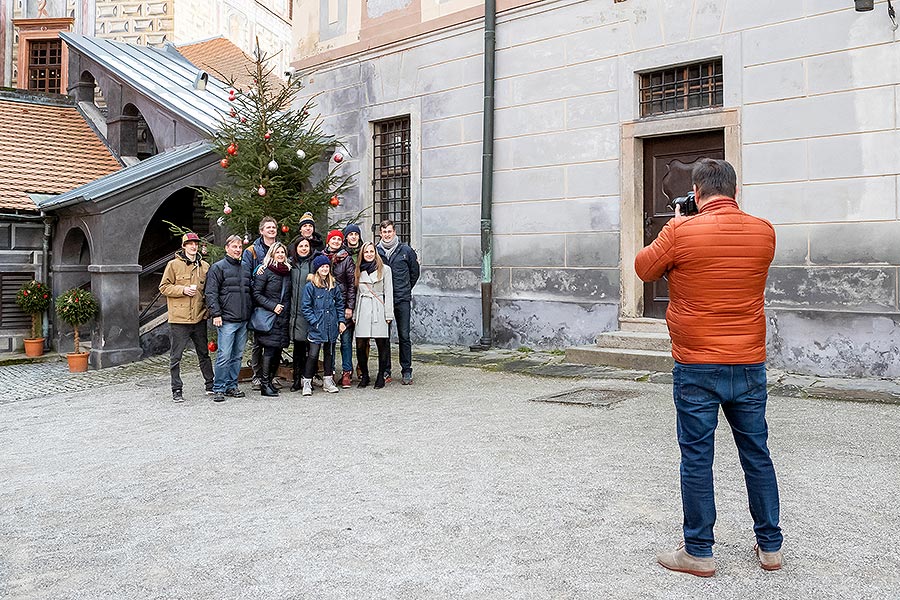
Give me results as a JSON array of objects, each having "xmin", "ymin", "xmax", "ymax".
[
  {"xmin": 213, "ymin": 320, "xmax": 248, "ymax": 392},
  {"xmin": 673, "ymin": 361, "xmax": 783, "ymax": 558},
  {"xmin": 338, "ymin": 322, "xmax": 354, "ymax": 373},
  {"xmin": 385, "ymin": 300, "xmax": 412, "ymax": 377}
]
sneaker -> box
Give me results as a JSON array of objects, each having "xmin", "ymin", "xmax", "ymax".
[
  {"xmin": 172, "ymin": 390, "xmax": 185, "ymax": 403},
  {"xmin": 224, "ymin": 388, "xmax": 245, "ymax": 398},
  {"xmin": 341, "ymin": 370, "xmax": 352, "ymax": 388},
  {"xmin": 205, "ymin": 386, "xmax": 215, "ymax": 395},
  {"xmin": 323, "ymin": 375, "xmax": 340, "ymax": 393},
  {"xmin": 401, "ymin": 373, "xmax": 413, "ymax": 385},
  {"xmin": 213, "ymin": 392, "xmax": 226, "ymax": 403},
  {"xmin": 656, "ymin": 543, "xmax": 715, "ymax": 578},
  {"xmin": 755, "ymin": 545, "xmax": 783, "ymax": 571},
  {"xmin": 301, "ymin": 378, "xmax": 313, "ymax": 396},
  {"xmin": 251, "ymin": 377, "xmax": 261, "ymax": 391},
  {"xmin": 383, "ymin": 371, "xmax": 392, "ymax": 384}
]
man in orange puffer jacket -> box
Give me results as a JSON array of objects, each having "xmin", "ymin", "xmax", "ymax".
[{"xmin": 636, "ymin": 159, "xmax": 783, "ymax": 577}]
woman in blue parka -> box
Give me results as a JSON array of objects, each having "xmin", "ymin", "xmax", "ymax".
[{"xmin": 300, "ymin": 254, "xmax": 346, "ymax": 396}]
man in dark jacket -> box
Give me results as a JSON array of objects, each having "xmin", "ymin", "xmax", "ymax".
[
  {"xmin": 242, "ymin": 216, "xmax": 278, "ymax": 389},
  {"xmin": 324, "ymin": 229, "xmax": 357, "ymax": 387},
  {"xmin": 376, "ymin": 219, "xmax": 420, "ymax": 385},
  {"xmin": 298, "ymin": 211, "xmax": 325, "ymax": 254},
  {"xmin": 206, "ymin": 235, "xmax": 253, "ymax": 403}
]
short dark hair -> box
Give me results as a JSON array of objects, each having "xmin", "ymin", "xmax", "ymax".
[
  {"xmin": 692, "ymin": 158, "xmax": 736, "ymax": 200},
  {"xmin": 379, "ymin": 219, "xmax": 395, "ymax": 230}
]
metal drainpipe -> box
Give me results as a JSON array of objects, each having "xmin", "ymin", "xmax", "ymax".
[{"xmin": 471, "ymin": 0, "xmax": 497, "ymax": 351}]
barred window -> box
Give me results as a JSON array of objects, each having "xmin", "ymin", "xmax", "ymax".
[
  {"xmin": 27, "ymin": 39, "xmax": 63, "ymax": 94},
  {"xmin": 372, "ymin": 116, "xmax": 411, "ymax": 240},
  {"xmin": 640, "ymin": 59, "xmax": 723, "ymax": 117}
]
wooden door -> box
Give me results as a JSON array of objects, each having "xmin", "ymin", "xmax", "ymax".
[{"xmin": 642, "ymin": 131, "xmax": 725, "ymax": 319}]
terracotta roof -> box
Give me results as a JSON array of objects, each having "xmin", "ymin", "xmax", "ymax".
[
  {"xmin": 177, "ymin": 37, "xmax": 259, "ymax": 90},
  {"xmin": 0, "ymin": 96, "xmax": 121, "ymax": 212}
]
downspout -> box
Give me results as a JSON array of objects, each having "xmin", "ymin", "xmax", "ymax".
[
  {"xmin": 40, "ymin": 211, "xmax": 53, "ymax": 348},
  {"xmin": 472, "ymin": 0, "xmax": 497, "ymax": 351}
]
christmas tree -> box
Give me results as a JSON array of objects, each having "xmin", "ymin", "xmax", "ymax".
[{"xmin": 200, "ymin": 44, "xmax": 354, "ymax": 242}]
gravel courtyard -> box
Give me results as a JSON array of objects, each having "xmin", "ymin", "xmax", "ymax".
[{"xmin": 1, "ymin": 359, "xmax": 898, "ymax": 599}]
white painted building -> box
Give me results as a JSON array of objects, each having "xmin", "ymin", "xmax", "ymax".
[{"xmin": 290, "ymin": 0, "xmax": 900, "ymax": 378}]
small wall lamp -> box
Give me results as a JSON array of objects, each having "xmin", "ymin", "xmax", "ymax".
[{"xmin": 855, "ymin": 0, "xmax": 874, "ymax": 10}]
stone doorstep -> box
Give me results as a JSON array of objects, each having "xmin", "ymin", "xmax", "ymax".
[
  {"xmin": 618, "ymin": 317, "xmax": 669, "ymax": 334},
  {"xmin": 595, "ymin": 330, "xmax": 672, "ymax": 352},
  {"xmin": 564, "ymin": 346, "xmax": 675, "ymax": 373}
]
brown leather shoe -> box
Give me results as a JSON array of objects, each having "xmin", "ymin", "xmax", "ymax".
[
  {"xmin": 755, "ymin": 544, "xmax": 783, "ymax": 571},
  {"xmin": 341, "ymin": 370, "xmax": 352, "ymax": 388},
  {"xmin": 657, "ymin": 544, "xmax": 715, "ymax": 577}
]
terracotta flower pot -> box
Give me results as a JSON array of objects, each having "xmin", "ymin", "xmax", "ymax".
[
  {"xmin": 66, "ymin": 352, "xmax": 90, "ymax": 373},
  {"xmin": 23, "ymin": 338, "xmax": 45, "ymax": 357}
]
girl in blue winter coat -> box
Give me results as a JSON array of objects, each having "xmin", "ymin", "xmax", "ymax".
[{"xmin": 300, "ymin": 254, "xmax": 346, "ymax": 395}]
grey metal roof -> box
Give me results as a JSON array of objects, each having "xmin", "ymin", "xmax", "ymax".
[
  {"xmin": 39, "ymin": 141, "xmax": 215, "ymax": 210},
  {"xmin": 60, "ymin": 33, "xmax": 233, "ymax": 133}
]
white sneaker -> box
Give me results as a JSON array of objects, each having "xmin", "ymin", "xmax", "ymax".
[
  {"xmin": 323, "ymin": 375, "xmax": 339, "ymax": 393},
  {"xmin": 301, "ymin": 378, "xmax": 312, "ymax": 397}
]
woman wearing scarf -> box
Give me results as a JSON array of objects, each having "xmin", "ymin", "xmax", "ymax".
[
  {"xmin": 288, "ymin": 238, "xmax": 317, "ymax": 392},
  {"xmin": 300, "ymin": 255, "xmax": 346, "ymax": 395},
  {"xmin": 251, "ymin": 242, "xmax": 293, "ymax": 397},
  {"xmin": 353, "ymin": 242, "xmax": 393, "ymax": 388}
]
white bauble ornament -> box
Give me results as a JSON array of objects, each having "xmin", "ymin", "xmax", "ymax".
[
  {"xmin": 267, "ymin": 160, "xmax": 278, "ymax": 172},
  {"xmin": 296, "ymin": 149, "xmax": 306, "ymax": 160},
  {"xmin": 258, "ymin": 186, "xmax": 267, "ymax": 196}
]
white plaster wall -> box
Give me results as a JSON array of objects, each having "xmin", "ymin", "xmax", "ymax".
[{"xmin": 295, "ymin": 0, "xmax": 900, "ymax": 359}]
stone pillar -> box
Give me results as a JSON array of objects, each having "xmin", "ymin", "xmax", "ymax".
[
  {"xmin": 88, "ymin": 264, "xmax": 143, "ymax": 368},
  {"xmin": 107, "ymin": 113, "xmax": 139, "ymax": 157}
]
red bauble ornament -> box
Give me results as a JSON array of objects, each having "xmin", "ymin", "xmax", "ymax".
[
  {"xmin": 230, "ymin": 109, "xmax": 236, "ymax": 117},
  {"xmin": 281, "ymin": 225, "xmax": 289, "ymax": 233},
  {"xmin": 227, "ymin": 144, "xmax": 237, "ymax": 155},
  {"xmin": 220, "ymin": 158, "xmax": 229, "ymax": 168},
  {"xmin": 229, "ymin": 89, "xmax": 235, "ymax": 95},
  {"xmin": 228, "ymin": 94, "xmax": 235, "ymax": 102},
  {"xmin": 208, "ymin": 341, "xmax": 218, "ymax": 352},
  {"xmin": 332, "ymin": 152, "xmax": 344, "ymax": 164},
  {"xmin": 330, "ymin": 196, "xmax": 340, "ymax": 207},
  {"xmin": 264, "ymin": 130, "xmax": 272, "ymax": 140},
  {"xmin": 240, "ymin": 117, "xmax": 247, "ymax": 123}
]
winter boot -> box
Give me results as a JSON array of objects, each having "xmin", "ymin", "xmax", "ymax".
[
  {"xmin": 259, "ymin": 353, "xmax": 279, "ymax": 397},
  {"xmin": 301, "ymin": 378, "xmax": 313, "ymax": 397},
  {"xmin": 323, "ymin": 375, "xmax": 340, "ymax": 393}
]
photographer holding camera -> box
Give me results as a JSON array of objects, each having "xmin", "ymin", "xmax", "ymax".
[{"xmin": 635, "ymin": 158, "xmax": 783, "ymax": 577}]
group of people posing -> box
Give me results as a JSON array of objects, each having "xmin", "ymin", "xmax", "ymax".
[{"xmin": 158, "ymin": 213, "xmax": 420, "ymax": 403}]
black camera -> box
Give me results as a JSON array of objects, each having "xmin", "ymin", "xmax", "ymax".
[{"xmin": 668, "ymin": 191, "xmax": 698, "ymax": 216}]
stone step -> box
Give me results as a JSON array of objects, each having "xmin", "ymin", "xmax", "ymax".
[
  {"xmin": 619, "ymin": 317, "xmax": 668, "ymax": 333},
  {"xmin": 565, "ymin": 346, "xmax": 674, "ymax": 373},
  {"xmin": 595, "ymin": 330, "xmax": 671, "ymax": 352}
]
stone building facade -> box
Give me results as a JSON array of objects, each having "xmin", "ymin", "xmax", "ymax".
[{"xmin": 291, "ymin": 0, "xmax": 900, "ymax": 378}]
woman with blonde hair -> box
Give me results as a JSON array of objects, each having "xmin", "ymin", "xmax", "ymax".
[
  {"xmin": 251, "ymin": 241, "xmax": 292, "ymax": 397},
  {"xmin": 353, "ymin": 241, "xmax": 393, "ymax": 388},
  {"xmin": 299, "ymin": 255, "xmax": 346, "ymax": 395}
]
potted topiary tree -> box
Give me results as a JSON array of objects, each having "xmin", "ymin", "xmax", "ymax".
[
  {"xmin": 15, "ymin": 280, "xmax": 52, "ymax": 357},
  {"xmin": 55, "ymin": 287, "xmax": 99, "ymax": 372}
]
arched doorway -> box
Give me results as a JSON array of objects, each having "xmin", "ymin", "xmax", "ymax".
[{"xmin": 55, "ymin": 225, "xmax": 93, "ymax": 352}]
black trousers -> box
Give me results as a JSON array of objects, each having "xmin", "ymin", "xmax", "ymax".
[
  {"xmin": 356, "ymin": 337, "xmax": 390, "ymax": 379},
  {"xmin": 292, "ymin": 340, "xmax": 310, "ymax": 382},
  {"xmin": 169, "ymin": 321, "xmax": 214, "ymax": 392},
  {"xmin": 305, "ymin": 342, "xmax": 335, "ymax": 378}
]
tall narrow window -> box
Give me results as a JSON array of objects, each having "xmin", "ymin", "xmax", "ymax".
[
  {"xmin": 27, "ymin": 39, "xmax": 63, "ymax": 93},
  {"xmin": 639, "ymin": 59, "xmax": 723, "ymax": 117},
  {"xmin": 372, "ymin": 116, "xmax": 411, "ymax": 240}
]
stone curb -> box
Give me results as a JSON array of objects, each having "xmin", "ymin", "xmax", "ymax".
[{"xmin": 412, "ymin": 344, "xmax": 900, "ymax": 405}]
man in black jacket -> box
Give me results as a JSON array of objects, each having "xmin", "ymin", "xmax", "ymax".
[
  {"xmin": 376, "ymin": 219, "xmax": 420, "ymax": 385},
  {"xmin": 206, "ymin": 235, "xmax": 253, "ymax": 402}
]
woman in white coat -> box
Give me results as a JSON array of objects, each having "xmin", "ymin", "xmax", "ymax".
[{"xmin": 353, "ymin": 242, "xmax": 393, "ymax": 388}]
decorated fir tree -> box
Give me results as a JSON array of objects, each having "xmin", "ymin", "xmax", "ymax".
[{"xmin": 200, "ymin": 45, "xmax": 354, "ymax": 241}]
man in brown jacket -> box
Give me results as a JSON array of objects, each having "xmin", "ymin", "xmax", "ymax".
[
  {"xmin": 159, "ymin": 232, "xmax": 214, "ymax": 402},
  {"xmin": 635, "ymin": 159, "xmax": 783, "ymax": 576}
]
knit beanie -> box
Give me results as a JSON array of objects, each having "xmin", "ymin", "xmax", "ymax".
[
  {"xmin": 326, "ymin": 229, "xmax": 344, "ymax": 244},
  {"xmin": 342, "ymin": 223, "xmax": 362, "ymax": 238},
  {"xmin": 298, "ymin": 212, "xmax": 316, "ymax": 228},
  {"xmin": 312, "ymin": 255, "xmax": 330, "ymax": 271}
]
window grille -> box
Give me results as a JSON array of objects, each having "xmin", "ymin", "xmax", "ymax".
[
  {"xmin": 640, "ymin": 59, "xmax": 723, "ymax": 117},
  {"xmin": 372, "ymin": 116, "xmax": 411, "ymax": 241},
  {"xmin": 0, "ymin": 273, "xmax": 33, "ymax": 330},
  {"xmin": 27, "ymin": 39, "xmax": 63, "ymax": 94}
]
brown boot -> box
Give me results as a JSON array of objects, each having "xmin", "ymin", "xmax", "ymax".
[
  {"xmin": 656, "ymin": 544, "xmax": 715, "ymax": 577},
  {"xmin": 755, "ymin": 544, "xmax": 783, "ymax": 571},
  {"xmin": 341, "ymin": 370, "xmax": 352, "ymax": 389}
]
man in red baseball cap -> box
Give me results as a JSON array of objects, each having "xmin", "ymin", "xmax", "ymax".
[{"xmin": 159, "ymin": 232, "xmax": 214, "ymax": 402}]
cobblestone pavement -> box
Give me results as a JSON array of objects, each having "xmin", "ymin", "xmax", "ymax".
[{"xmin": 2, "ymin": 352, "xmax": 899, "ymax": 599}]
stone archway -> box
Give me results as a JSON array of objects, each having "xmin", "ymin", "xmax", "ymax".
[{"xmin": 54, "ymin": 225, "xmax": 94, "ymax": 353}]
